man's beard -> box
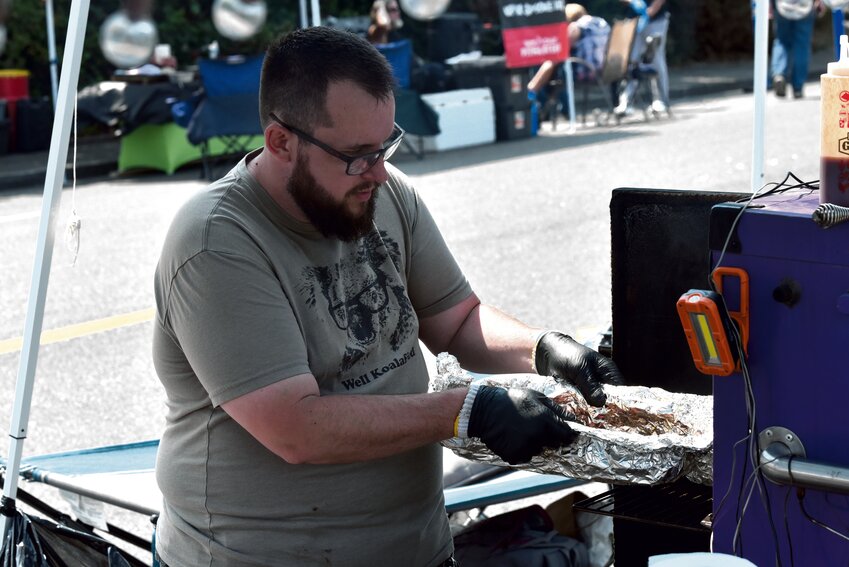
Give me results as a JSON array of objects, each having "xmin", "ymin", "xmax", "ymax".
[{"xmin": 287, "ymin": 151, "xmax": 378, "ymax": 242}]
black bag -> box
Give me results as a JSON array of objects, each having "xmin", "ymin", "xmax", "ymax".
[
  {"xmin": 453, "ymin": 505, "xmax": 589, "ymax": 567},
  {"xmin": 15, "ymin": 97, "xmax": 53, "ymax": 153}
]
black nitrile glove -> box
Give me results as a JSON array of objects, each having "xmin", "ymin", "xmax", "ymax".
[
  {"xmin": 467, "ymin": 386, "xmax": 577, "ymax": 465},
  {"xmin": 534, "ymin": 331, "xmax": 624, "ymax": 407}
]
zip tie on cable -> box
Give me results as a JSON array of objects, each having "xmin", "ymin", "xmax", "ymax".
[{"xmin": 812, "ymin": 203, "xmax": 849, "ymax": 229}]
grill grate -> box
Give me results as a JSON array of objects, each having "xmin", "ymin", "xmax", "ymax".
[{"xmin": 573, "ymin": 482, "xmax": 712, "ymax": 532}]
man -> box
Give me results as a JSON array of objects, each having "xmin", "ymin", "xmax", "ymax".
[{"xmin": 153, "ymin": 27, "xmax": 622, "ymax": 566}]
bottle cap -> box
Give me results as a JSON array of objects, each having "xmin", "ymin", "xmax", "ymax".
[{"xmin": 828, "ymin": 35, "xmax": 849, "ymax": 76}]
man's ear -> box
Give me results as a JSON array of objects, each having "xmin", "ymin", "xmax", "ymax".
[{"xmin": 264, "ymin": 122, "xmax": 297, "ymax": 165}]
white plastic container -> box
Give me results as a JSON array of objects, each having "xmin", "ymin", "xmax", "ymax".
[
  {"xmin": 820, "ymin": 35, "xmax": 849, "ymax": 206},
  {"xmin": 417, "ymin": 88, "xmax": 495, "ymax": 152}
]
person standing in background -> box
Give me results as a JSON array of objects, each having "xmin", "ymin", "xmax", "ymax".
[
  {"xmin": 614, "ymin": 0, "xmax": 671, "ymax": 116},
  {"xmin": 770, "ymin": 0, "xmax": 823, "ymax": 99}
]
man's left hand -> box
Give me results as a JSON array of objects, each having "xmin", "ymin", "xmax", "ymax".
[{"xmin": 534, "ymin": 332, "xmax": 624, "ymax": 407}]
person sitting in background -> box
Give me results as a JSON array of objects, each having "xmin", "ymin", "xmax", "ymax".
[
  {"xmin": 614, "ymin": 0, "xmax": 670, "ymax": 116},
  {"xmin": 368, "ymin": 0, "xmax": 404, "ymax": 45},
  {"xmin": 368, "ymin": 0, "xmax": 451, "ymax": 93},
  {"xmin": 568, "ymin": 10, "xmax": 611, "ymax": 83},
  {"xmin": 528, "ymin": 4, "xmax": 610, "ymax": 121}
]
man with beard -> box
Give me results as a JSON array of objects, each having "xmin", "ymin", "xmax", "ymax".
[{"xmin": 152, "ymin": 26, "xmax": 622, "ymax": 567}]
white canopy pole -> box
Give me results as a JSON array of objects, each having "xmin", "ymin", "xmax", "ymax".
[
  {"xmin": 45, "ymin": 0, "xmax": 60, "ymax": 109},
  {"xmin": 309, "ymin": 0, "xmax": 321, "ymax": 26},
  {"xmin": 751, "ymin": 0, "xmax": 769, "ymax": 193},
  {"xmin": 1, "ymin": 0, "xmax": 90, "ymax": 539},
  {"xmin": 298, "ymin": 0, "xmax": 308, "ymax": 28},
  {"xmin": 564, "ymin": 60, "xmax": 577, "ymax": 133}
]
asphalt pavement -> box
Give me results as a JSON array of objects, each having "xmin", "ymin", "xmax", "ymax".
[{"xmin": 0, "ymin": 49, "xmax": 833, "ymax": 192}]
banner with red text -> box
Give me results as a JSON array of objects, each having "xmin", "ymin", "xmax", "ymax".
[{"xmin": 497, "ymin": 0, "xmax": 569, "ymax": 68}]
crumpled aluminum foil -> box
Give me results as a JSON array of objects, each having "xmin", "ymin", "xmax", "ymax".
[{"xmin": 430, "ymin": 353, "xmax": 713, "ymax": 486}]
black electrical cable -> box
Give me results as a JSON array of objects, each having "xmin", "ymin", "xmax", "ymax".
[
  {"xmin": 731, "ymin": 329, "xmax": 760, "ymax": 559},
  {"xmin": 731, "ymin": 380, "xmax": 753, "ymax": 558},
  {"xmin": 713, "ymin": 434, "xmax": 751, "ymax": 525},
  {"xmin": 792, "ymin": 453, "xmax": 849, "ymax": 546},
  {"xmin": 783, "ymin": 488, "xmax": 795, "ymax": 567},
  {"xmin": 824, "ymin": 492, "xmax": 849, "ymax": 513},
  {"xmin": 743, "ymin": 346, "xmax": 782, "ymax": 566},
  {"xmin": 734, "ymin": 312, "xmax": 784, "ymax": 566},
  {"xmin": 797, "ymin": 489, "xmax": 849, "ymax": 543},
  {"xmin": 755, "ymin": 465, "xmax": 784, "ymax": 567},
  {"xmin": 735, "ymin": 172, "xmax": 817, "ymax": 203},
  {"xmin": 710, "ymin": 179, "xmax": 794, "ymax": 565},
  {"xmin": 734, "ymin": 458, "xmax": 774, "ymax": 553},
  {"xmin": 730, "ymin": 451, "xmax": 784, "ymax": 566},
  {"xmin": 709, "ymin": 185, "xmax": 759, "ymax": 559},
  {"xmin": 734, "ymin": 470, "xmax": 760, "ymax": 550}
]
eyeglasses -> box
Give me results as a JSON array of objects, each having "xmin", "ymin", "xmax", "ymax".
[{"xmin": 269, "ymin": 113, "xmax": 405, "ymax": 176}]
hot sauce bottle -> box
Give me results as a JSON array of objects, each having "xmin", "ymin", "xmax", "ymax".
[{"xmin": 821, "ymin": 35, "xmax": 849, "ymax": 206}]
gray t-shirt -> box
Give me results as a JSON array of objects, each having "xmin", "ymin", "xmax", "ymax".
[{"xmin": 153, "ymin": 152, "xmax": 472, "ymax": 566}]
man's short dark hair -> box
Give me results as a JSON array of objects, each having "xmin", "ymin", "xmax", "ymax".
[{"xmin": 259, "ymin": 26, "xmax": 395, "ymax": 132}]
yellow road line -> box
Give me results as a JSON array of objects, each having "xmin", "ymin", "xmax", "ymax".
[{"xmin": 0, "ymin": 308, "xmax": 155, "ymax": 356}]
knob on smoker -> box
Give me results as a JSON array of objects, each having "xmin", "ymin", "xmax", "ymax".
[
  {"xmin": 772, "ymin": 279, "xmax": 801, "ymax": 307},
  {"xmin": 838, "ymin": 293, "xmax": 849, "ymax": 315}
]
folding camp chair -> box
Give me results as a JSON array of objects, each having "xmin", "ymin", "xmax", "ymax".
[
  {"xmin": 186, "ymin": 54, "xmax": 265, "ymax": 180},
  {"xmin": 619, "ymin": 12, "xmax": 672, "ymax": 120},
  {"xmin": 376, "ymin": 39, "xmax": 414, "ymax": 90},
  {"xmin": 560, "ymin": 17, "xmax": 638, "ymax": 128},
  {"xmin": 393, "ymin": 88, "xmax": 439, "ymax": 159},
  {"xmin": 377, "ymin": 41, "xmax": 440, "ymax": 159}
]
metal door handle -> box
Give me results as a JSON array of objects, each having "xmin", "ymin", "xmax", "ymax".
[{"xmin": 758, "ymin": 427, "xmax": 849, "ymax": 495}]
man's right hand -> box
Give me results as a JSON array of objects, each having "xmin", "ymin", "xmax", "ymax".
[{"xmin": 467, "ymin": 386, "xmax": 577, "ymax": 465}]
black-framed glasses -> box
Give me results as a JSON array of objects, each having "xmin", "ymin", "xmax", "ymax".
[{"xmin": 269, "ymin": 113, "xmax": 405, "ymax": 176}]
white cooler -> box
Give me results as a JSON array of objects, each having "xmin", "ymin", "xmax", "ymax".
[{"xmin": 416, "ymin": 88, "xmax": 495, "ymax": 152}]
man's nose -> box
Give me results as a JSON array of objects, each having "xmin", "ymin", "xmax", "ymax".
[{"xmin": 361, "ymin": 158, "xmax": 390, "ymax": 185}]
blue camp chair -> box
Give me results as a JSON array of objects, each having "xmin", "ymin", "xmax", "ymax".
[
  {"xmin": 377, "ymin": 41, "xmax": 440, "ymax": 159},
  {"xmin": 375, "ymin": 39, "xmax": 413, "ymax": 89},
  {"xmin": 186, "ymin": 54, "xmax": 265, "ymax": 180}
]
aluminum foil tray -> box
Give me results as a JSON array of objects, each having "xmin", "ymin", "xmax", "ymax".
[{"xmin": 431, "ymin": 353, "xmax": 713, "ymax": 486}]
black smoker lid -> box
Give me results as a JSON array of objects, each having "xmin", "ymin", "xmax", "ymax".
[{"xmin": 609, "ymin": 188, "xmax": 748, "ymax": 395}]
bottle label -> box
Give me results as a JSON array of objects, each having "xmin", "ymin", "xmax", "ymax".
[{"xmin": 820, "ymin": 75, "xmax": 849, "ymax": 205}]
